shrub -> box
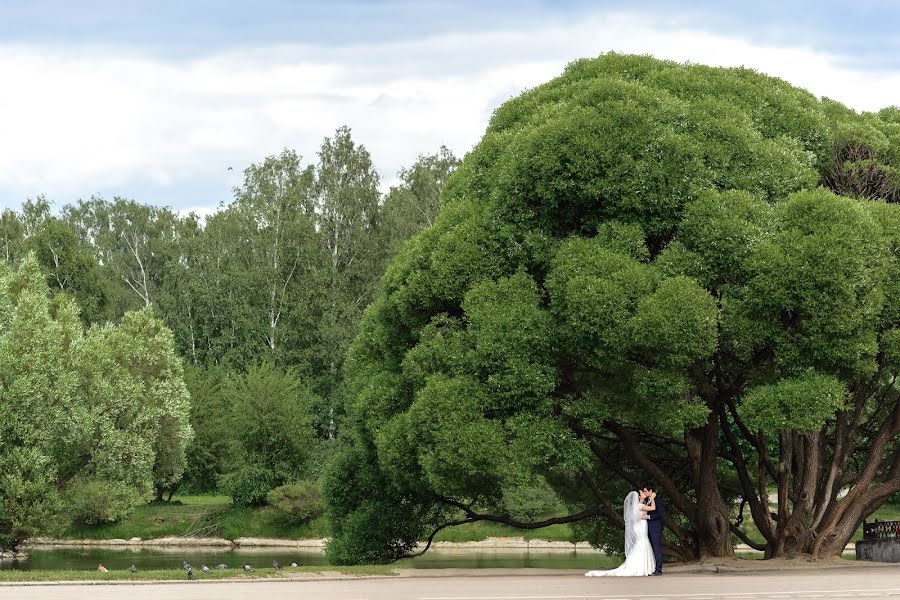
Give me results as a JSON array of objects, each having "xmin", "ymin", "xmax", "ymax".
[
  {"xmin": 66, "ymin": 479, "xmax": 145, "ymax": 526},
  {"xmin": 218, "ymin": 465, "xmax": 278, "ymax": 507},
  {"xmin": 266, "ymin": 481, "xmax": 326, "ymax": 524},
  {"xmin": 499, "ymin": 479, "xmax": 563, "ymax": 523}
]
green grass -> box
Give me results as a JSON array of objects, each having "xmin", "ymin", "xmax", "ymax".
[
  {"xmin": 61, "ymin": 496, "xmax": 329, "ymax": 541},
  {"xmin": 0, "ymin": 565, "xmax": 396, "ymax": 582},
  {"xmin": 433, "ymin": 521, "xmax": 575, "ymax": 543},
  {"xmin": 170, "ymin": 494, "xmax": 232, "ymax": 505}
]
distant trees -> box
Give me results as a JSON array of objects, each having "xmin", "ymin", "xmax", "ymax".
[{"xmin": 0, "ymin": 128, "xmax": 460, "ymax": 531}]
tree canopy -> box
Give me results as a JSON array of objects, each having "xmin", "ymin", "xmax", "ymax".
[{"xmin": 326, "ymin": 53, "xmax": 900, "ymax": 563}]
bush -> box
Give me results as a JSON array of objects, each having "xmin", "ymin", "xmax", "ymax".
[
  {"xmin": 66, "ymin": 479, "xmax": 144, "ymax": 526},
  {"xmin": 219, "ymin": 362, "xmax": 318, "ymax": 505},
  {"xmin": 499, "ymin": 479, "xmax": 563, "ymax": 523},
  {"xmin": 218, "ymin": 465, "xmax": 278, "ymax": 507},
  {"xmin": 267, "ymin": 481, "xmax": 326, "ymax": 524}
]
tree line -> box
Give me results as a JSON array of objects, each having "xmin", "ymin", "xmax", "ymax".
[{"xmin": 0, "ymin": 127, "xmax": 460, "ymax": 547}]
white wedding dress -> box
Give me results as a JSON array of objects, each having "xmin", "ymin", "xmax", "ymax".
[{"xmin": 585, "ymin": 491, "xmax": 656, "ymax": 577}]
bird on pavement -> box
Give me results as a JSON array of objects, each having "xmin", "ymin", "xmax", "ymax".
[
  {"xmin": 128, "ymin": 564, "xmax": 137, "ymax": 573},
  {"xmin": 273, "ymin": 559, "xmax": 281, "ymax": 570},
  {"xmin": 187, "ymin": 566, "xmax": 193, "ymax": 580},
  {"xmin": 215, "ymin": 563, "xmax": 227, "ymax": 569},
  {"xmin": 290, "ymin": 562, "xmax": 298, "ymax": 568},
  {"xmin": 201, "ymin": 564, "xmax": 211, "ymax": 573},
  {"xmin": 243, "ymin": 563, "xmax": 255, "ymax": 573}
]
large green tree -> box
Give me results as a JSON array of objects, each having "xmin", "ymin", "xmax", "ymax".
[
  {"xmin": 326, "ymin": 54, "xmax": 900, "ymax": 563},
  {"xmin": 0, "ymin": 255, "xmax": 192, "ymax": 550}
]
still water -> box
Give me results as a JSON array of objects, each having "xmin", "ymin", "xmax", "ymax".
[{"xmin": 1, "ymin": 547, "xmax": 616, "ymax": 571}]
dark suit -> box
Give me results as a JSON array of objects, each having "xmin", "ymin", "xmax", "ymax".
[{"xmin": 646, "ymin": 496, "xmax": 664, "ymax": 574}]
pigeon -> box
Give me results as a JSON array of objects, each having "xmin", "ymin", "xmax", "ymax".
[
  {"xmin": 290, "ymin": 562, "xmax": 298, "ymax": 568},
  {"xmin": 201, "ymin": 564, "xmax": 210, "ymax": 573},
  {"xmin": 97, "ymin": 564, "xmax": 108, "ymax": 573},
  {"xmin": 187, "ymin": 566, "xmax": 193, "ymax": 580},
  {"xmin": 215, "ymin": 563, "xmax": 227, "ymax": 570},
  {"xmin": 243, "ymin": 563, "xmax": 255, "ymax": 573},
  {"xmin": 183, "ymin": 560, "xmax": 192, "ymax": 571},
  {"xmin": 128, "ymin": 564, "xmax": 137, "ymax": 573},
  {"xmin": 272, "ymin": 560, "xmax": 281, "ymax": 570}
]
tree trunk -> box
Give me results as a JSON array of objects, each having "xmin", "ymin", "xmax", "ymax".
[{"xmin": 689, "ymin": 409, "xmax": 734, "ymax": 558}]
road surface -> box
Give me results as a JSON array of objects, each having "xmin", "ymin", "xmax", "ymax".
[{"xmin": 3, "ymin": 567, "xmax": 899, "ymax": 599}]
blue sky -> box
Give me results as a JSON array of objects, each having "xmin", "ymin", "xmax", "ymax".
[{"xmin": 1, "ymin": 1, "xmax": 898, "ymax": 214}]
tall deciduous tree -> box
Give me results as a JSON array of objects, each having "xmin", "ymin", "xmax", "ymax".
[
  {"xmin": 62, "ymin": 197, "xmax": 181, "ymax": 311},
  {"xmin": 381, "ymin": 147, "xmax": 460, "ymax": 256},
  {"xmin": 314, "ymin": 126, "xmax": 382, "ymax": 434},
  {"xmin": 325, "ymin": 54, "xmax": 900, "ymax": 564},
  {"xmin": 26, "ymin": 217, "xmax": 109, "ymax": 324}
]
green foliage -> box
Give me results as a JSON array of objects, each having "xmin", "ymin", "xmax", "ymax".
[
  {"xmin": 26, "ymin": 217, "xmax": 109, "ymax": 323},
  {"xmin": 498, "ymin": 478, "xmax": 563, "ymax": 523},
  {"xmin": 219, "ymin": 464, "xmax": 279, "ymax": 508},
  {"xmin": 381, "ymin": 146, "xmax": 461, "ymax": 255},
  {"xmin": 329, "ymin": 53, "xmax": 900, "ymax": 563},
  {"xmin": 741, "ymin": 372, "xmax": 848, "ymax": 433},
  {"xmin": 0, "ymin": 255, "xmax": 192, "ymax": 550},
  {"xmin": 65, "ymin": 478, "xmax": 144, "ymax": 526},
  {"xmin": 179, "ymin": 366, "xmax": 234, "ymax": 494},
  {"xmin": 220, "ymin": 362, "xmax": 317, "ymax": 506},
  {"xmin": 266, "ymin": 481, "xmax": 326, "ymax": 524}
]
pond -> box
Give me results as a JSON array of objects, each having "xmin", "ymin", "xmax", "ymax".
[{"xmin": 1, "ymin": 547, "xmax": 619, "ymax": 571}]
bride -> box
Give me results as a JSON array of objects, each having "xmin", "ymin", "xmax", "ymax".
[{"xmin": 585, "ymin": 490, "xmax": 656, "ymax": 577}]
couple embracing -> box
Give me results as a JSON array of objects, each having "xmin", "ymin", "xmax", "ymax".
[{"xmin": 585, "ymin": 486, "xmax": 664, "ymax": 577}]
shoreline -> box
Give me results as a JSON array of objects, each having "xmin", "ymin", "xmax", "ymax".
[
  {"xmin": 20, "ymin": 536, "xmax": 857, "ymax": 554},
  {"xmin": 24, "ymin": 536, "xmax": 603, "ymax": 552}
]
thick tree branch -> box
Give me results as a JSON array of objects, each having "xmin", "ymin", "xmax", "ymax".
[
  {"xmin": 604, "ymin": 420, "xmax": 697, "ymax": 521},
  {"xmin": 439, "ymin": 498, "xmax": 610, "ymax": 529}
]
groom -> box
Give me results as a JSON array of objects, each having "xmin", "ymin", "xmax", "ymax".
[{"xmin": 642, "ymin": 485, "xmax": 664, "ymax": 575}]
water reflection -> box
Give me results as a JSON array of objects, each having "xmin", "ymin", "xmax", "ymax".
[{"xmin": 2, "ymin": 546, "xmax": 616, "ymax": 571}]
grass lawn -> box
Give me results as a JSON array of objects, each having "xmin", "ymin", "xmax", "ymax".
[
  {"xmin": 0, "ymin": 565, "xmax": 396, "ymax": 582},
  {"xmin": 61, "ymin": 495, "xmax": 329, "ymax": 540},
  {"xmin": 433, "ymin": 521, "xmax": 575, "ymax": 543}
]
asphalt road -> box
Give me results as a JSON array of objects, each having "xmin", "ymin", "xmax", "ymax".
[{"xmin": 3, "ymin": 568, "xmax": 900, "ymax": 600}]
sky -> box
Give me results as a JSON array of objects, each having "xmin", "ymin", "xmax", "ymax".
[{"xmin": 1, "ymin": 1, "xmax": 899, "ymax": 215}]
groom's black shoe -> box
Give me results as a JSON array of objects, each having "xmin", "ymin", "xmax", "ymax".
[{"xmin": 650, "ymin": 572, "xmax": 662, "ymax": 576}]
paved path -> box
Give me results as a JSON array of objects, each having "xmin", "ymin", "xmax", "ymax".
[{"xmin": 3, "ymin": 567, "xmax": 899, "ymax": 600}]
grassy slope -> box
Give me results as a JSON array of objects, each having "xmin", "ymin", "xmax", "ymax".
[
  {"xmin": 60, "ymin": 495, "xmax": 898, "ymax": 547},
  {"xmin": 62, "ymin": 495, "xmax": 330, "ymax": 540}
]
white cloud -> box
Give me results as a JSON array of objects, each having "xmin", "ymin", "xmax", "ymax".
[{"xmin": 0, "ymin": 11, "xmax": 898, "ymax": 211}]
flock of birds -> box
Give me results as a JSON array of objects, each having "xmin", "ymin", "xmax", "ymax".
[{"xmin": 96, "ymin": 559, "xmax": 300, "ymax": 579}]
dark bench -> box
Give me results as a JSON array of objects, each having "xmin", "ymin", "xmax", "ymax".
[{"xmin": 856, "ymin": 520, "xmax": 900, "ymax": 563}]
